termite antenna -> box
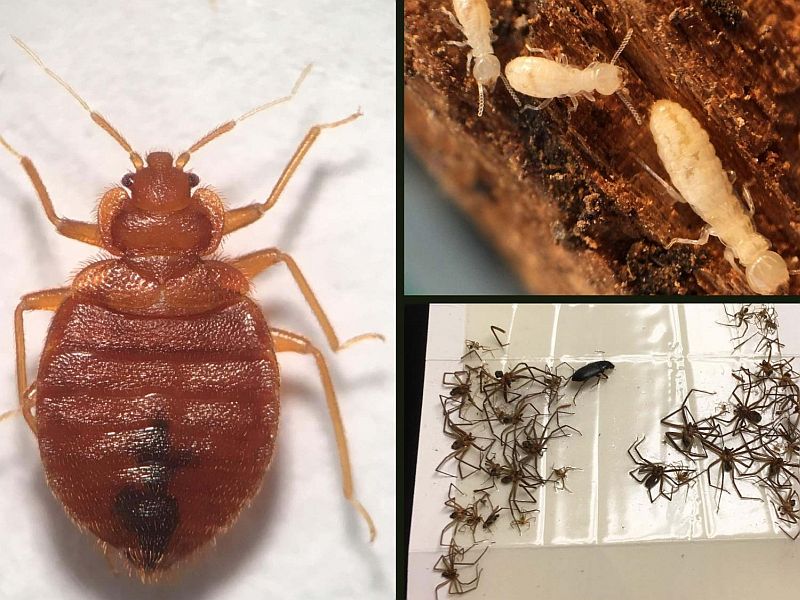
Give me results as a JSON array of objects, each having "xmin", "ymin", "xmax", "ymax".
[
  {"xmin": 616, "ymin": 87, "xmax": 643, "ymax": 125},
  {"xmin": 610, "ymin": 28, "xmax": 633, "ymax": 66},
  {"xmin": 175, "ymin": 63, "xmax": 313, "ymax": 168},
  {"xmin": 11, "ymin": 36, "xmax": 144, "ymax": 170},
  {"xmin": 499, "ymin": 74, "xmax": 522, "ymax": 108},
  {"xmin": 477, "ymin": 84, "xmax": 486, "ymax": 117}
]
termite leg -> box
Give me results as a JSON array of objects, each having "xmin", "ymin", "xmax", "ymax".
[
  {"xmin": 222, "ymin": 111, "xmax": 362, "ymax": 235},
  {"xmin": 440, "ymin": 7, "xmax": 465, "ymax": 34},
  {"xmin": 568, "ymin": 95, "xmax": 580, "ymax": 111},
  {"xmin": 521, "ymin": 98, "xmax": 554, "ymax": 112},
  {"xmin": 666, "ymin": 225, "xmax": 711, "ymax": 249},
  {"xmin": 724, "ymin": 247, "xmax": 745, "ymax": 278},
  {"xmin": 556, "ymin": 53, "xmax": 569, "ymax": 65},
  {"xmin": 0, "ymin": 136, "xmax": 102, "ymax": 247},
  {"xmin": 13, "ymin": 288, "xmax": 70, "ymax": 434},
  {"xmin": 741, "ymin": 184, "xmax": 755, "ymax": 217},
  {"xmin": 230, "ymin": 248, "xmax": 383, "ymax": 351},
  {"xmin": 270, "ymin": 327, "xmax": 377, "ymax": 542},
  {"xmin": 524, "ymin": 45, "xmax": 553, "ymax": 60}
]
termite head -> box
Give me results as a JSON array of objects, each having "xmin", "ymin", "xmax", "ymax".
[
  {"xmin": 122, "ymin": 152, "xmax": 200, "ymax": 214},
  {"xmin": 473, "ymin": 54, "xmax": 501, "ymax": 89},
  {"xmin": 746, "ymin": 251, "xmax": 790, "ymax": 295},
  {"xmin": 591, "ymin": 63, "xmax": 623, "ymax": 96}
]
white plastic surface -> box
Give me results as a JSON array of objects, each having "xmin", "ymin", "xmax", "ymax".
[
  {"xmin": 0, "ymin": 2, "xmax": 395, "ymax": 599},
  {"xmin": 410, "ymin": 304, "xmax": 800, "ymax": 599}
]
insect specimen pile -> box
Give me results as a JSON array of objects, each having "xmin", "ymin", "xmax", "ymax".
[
  {"xmin": 433, "ymin": 326, "xmax": 588, "ymax": 597},
  {"xmin": 628, "ymin": 305, "xmax": 800, "ymax": 538}
]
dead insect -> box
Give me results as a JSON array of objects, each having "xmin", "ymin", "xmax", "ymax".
[
  {"xmin": 1, "ymin": 38, "xmax": 381, "ymax": 578},
  {"xmin": 571, "ymin": 360, "xmax": 615, "ymax": 382}
]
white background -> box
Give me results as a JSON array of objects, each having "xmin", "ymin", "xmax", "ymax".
[{"xmin": 0, "ymin": 1, "xmax": 395, "ymax": 598}]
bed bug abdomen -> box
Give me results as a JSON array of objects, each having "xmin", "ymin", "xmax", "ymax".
[{"xmin": 36, "ymin": 296, "xmax": 280, "ymax": 573}]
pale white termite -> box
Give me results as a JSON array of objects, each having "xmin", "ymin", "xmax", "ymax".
[
  {"xmin": 504, "ymin": 29, "xmax": 642, "ymax": 125},
  {"xmin": 643, "ymin": 99, "xmax": 790, "ymax": 295},
  {"xmin": 442, "ymin": 0, "xmax": 520, "ymax": 117}
]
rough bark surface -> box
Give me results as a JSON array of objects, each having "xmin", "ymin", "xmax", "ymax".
[{"xmin": 404, "ymin": 0, "xmax": 800, "ymax": 295}]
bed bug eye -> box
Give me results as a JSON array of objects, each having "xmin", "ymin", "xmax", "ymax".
[
  {"xmin": 188, "ymin": 173, "xmax": 200, "ymax": 188},
  {"xmin": 121, "ymin": 173, "xmax": 135, "ymax": 188}
]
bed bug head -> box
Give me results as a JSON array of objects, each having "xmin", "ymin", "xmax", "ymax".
[
  {"xmin": 100, "ymin": 153, "xmax": 223, "ymax": 258},
  {"xmin": 122, "ymin": 152, "xmax": 199, "ymax": 213}
]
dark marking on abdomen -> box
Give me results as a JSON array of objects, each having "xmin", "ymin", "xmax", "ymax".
[
  {"xmin": 114, "ymin": 485, "xmax": 179, "ymax": 570},
  {"xmin": 113, "ymin": 418, "xmax": 189, "ymax": 570}
]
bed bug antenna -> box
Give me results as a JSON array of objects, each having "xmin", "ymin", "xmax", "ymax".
[
  {"xmin": 11, "ymin": 36, "xmax": 145, "ymax": 170},
  {"xmin": 175, "ymin": 63, "xmax": 313, "ymax": 168}
]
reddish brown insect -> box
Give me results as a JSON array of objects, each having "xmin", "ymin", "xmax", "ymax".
[{"xmin": 0, "ymin": 38, "xmax": 381, "ymax": 580}]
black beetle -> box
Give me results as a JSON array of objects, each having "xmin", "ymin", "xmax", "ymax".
[{"xmin": 571, "ymin": 360, "xmax": 615, "ymax": 382}]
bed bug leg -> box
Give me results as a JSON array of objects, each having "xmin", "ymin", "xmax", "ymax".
[
  {"xmin": 0, "ymin": 408, "xmax": 20, "ymax": 423},
  {"xmin": 13, "ymin": 288, "xmax": 70, "ymax": 434},
  {"xmin": 221, "ymin": 110, "xmax": 363, "ymax": 235},
  {"xmin": 270, "ymin": 327, "xmax": 377, "ymax": 541},
  {"xmin": 230, "ymin": 249, "xmax": 383, "ymax": 350},
  {"xmin": 665, "ymin": 225, "xmax": 711, "ymax": 249},
  {"xmin": 0, "ymin": 135, "xmax": 103, "ymax": 247}
]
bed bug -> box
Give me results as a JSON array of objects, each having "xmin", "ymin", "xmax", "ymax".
[
  {"xmin": 441, "ymin": 0, "xmax": 521, "ymax": 117},
  {"xmin": 504, "ymin": 28, "xmax": 642, "ymax": 124},
  {"xmin": 642, "ymin": 99, "xmax": 792, "ymax": 295},
  {"xmin": 0, "ymin": 37, "xmax": 381, "ymax": 579}
]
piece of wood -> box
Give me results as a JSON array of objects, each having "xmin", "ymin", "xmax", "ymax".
[{"xmin": 404, "ymin": 0, "xmax": 800, "ymax": 294}]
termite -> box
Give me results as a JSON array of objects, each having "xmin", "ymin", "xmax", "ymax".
[
  {"xmin": 641, "ymin": 99, "xmax": 792, "ymax": 295},
  {"xmin": 441, "ymin": 0, "xmax": 521, "ymax": 116},
  {"xmin": 0, "ymin": 37, "xmax": 382, "ymax": 579},
  {"xmin": 504, "ymin": 28, "xmax": 642, "ymax": 124}
]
